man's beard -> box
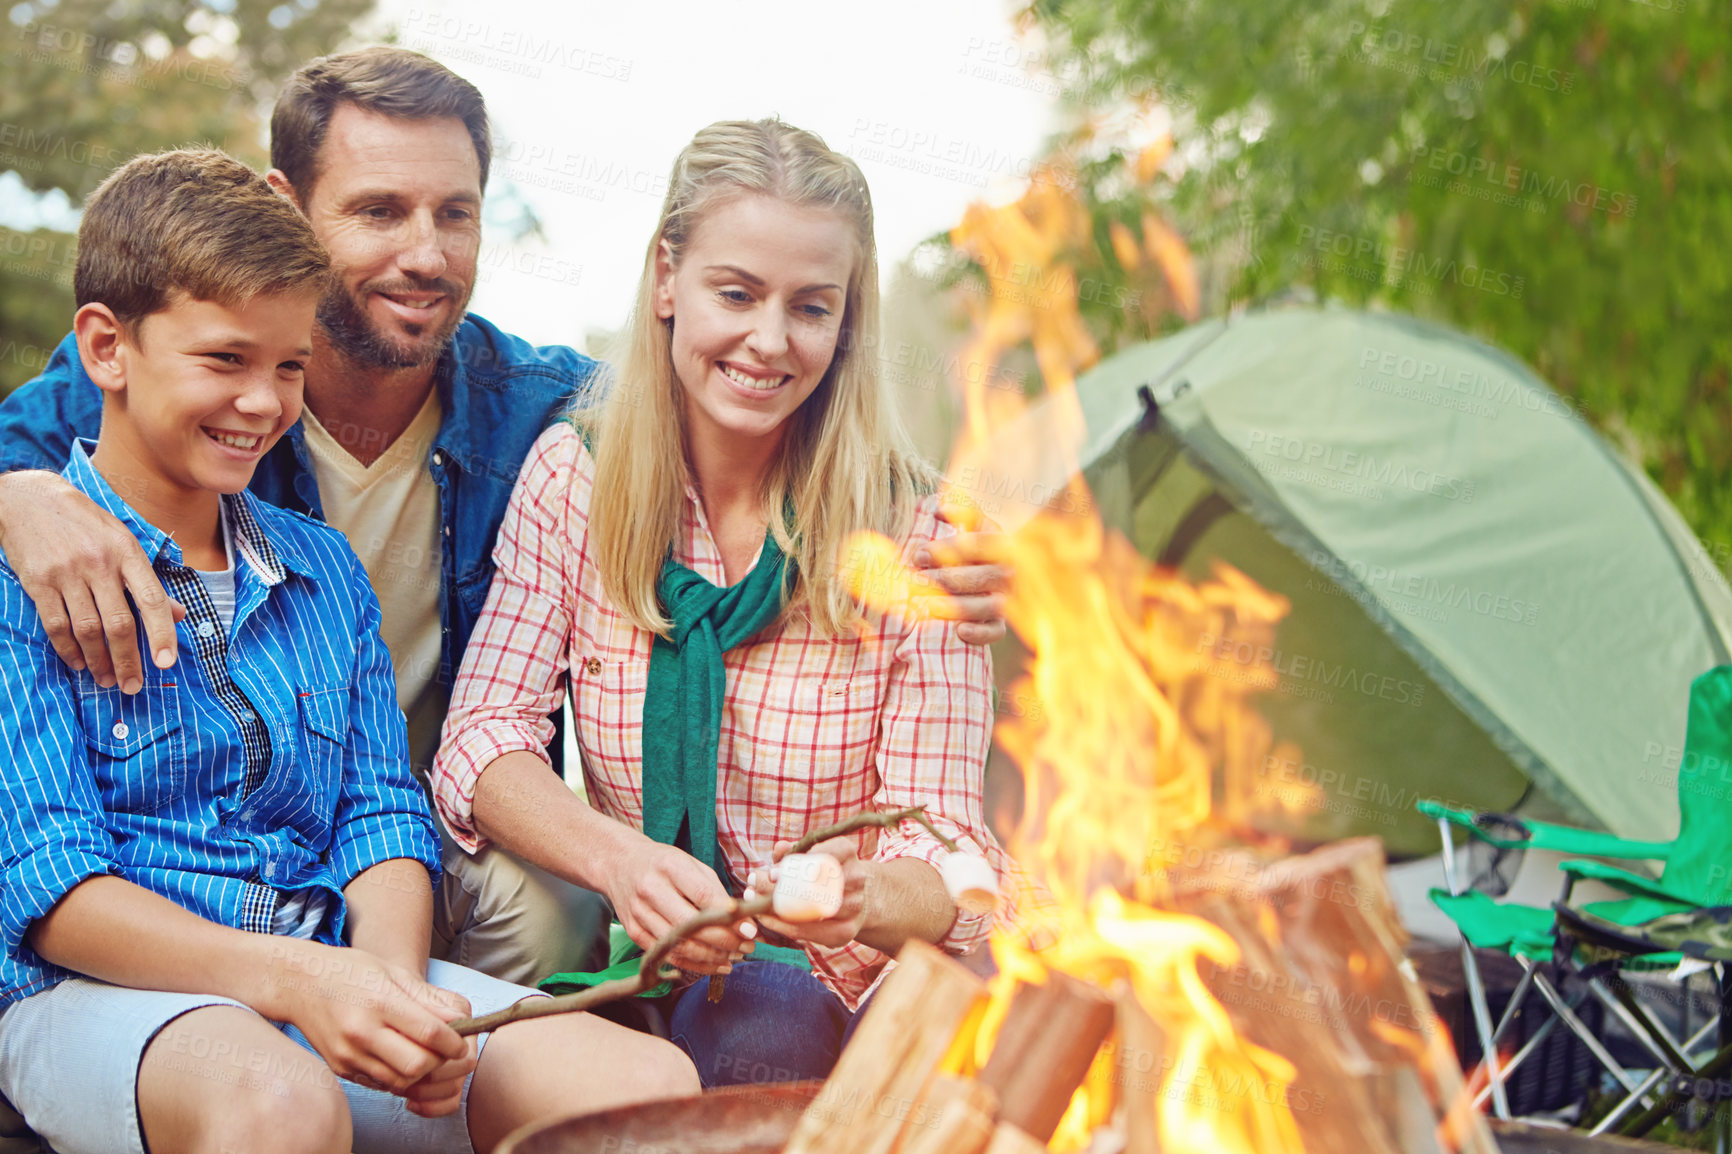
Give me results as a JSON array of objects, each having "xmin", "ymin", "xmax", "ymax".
[{"xmin": 318, "ymin": 275, "xmax": 469, "ymax": 369}]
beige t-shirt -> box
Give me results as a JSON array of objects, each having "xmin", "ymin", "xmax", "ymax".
[{"xmin": 301, "ymin": 390, "xmax": 447, "ymax": 780}]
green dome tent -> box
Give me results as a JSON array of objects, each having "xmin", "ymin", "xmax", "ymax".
[{"xmin": 998, "ymin": 304, "xmax": 1732, "ymax": 857}]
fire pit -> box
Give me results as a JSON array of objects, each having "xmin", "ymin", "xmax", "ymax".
[
  {"xmin": 497, "ymin": 1083, "xmax": 819, "ymax": 1154},
  {"xmin": 496, "ymin": 1086, "xmax": 1677, "ymax": 1154}
]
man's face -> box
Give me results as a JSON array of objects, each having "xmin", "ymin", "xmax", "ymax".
[{"xmin": 295, "ymin": 104, "xmax": 482, "ymax": 369}]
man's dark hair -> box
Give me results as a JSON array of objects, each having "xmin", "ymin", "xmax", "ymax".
[
  {"xmin": 74, "ymin": 149, "xmax": 330, "ymax": 329},
  {"xmin": 271, "ymin": 46, "xmax": 491, "ymax": 198}
]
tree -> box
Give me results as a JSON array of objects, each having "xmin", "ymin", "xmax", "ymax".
[
  {"xmin": 0, "ymin": 0, "xmax": 376, "ymax": 393},
  {"xmin": 1011, "ymin": 0, "xmax": 1730, "ymax": 562}
]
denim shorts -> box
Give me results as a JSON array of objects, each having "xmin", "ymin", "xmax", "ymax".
[{"xmin": 0, "ymin": 959, "xmax": 541, "ymax": 1154}]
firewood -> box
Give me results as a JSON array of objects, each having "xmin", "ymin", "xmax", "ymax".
[
  {"xmin": 896, "ymin": 1074, "xmax": 998, "ymax": 1154},
  {"xmin": 976, "ymin": 972, "xmax": 1117, "ymax": 1143},
  {"xmin": 785, "ymin": 941, "xmax": 986, "ymax": 1154},
  {"xmin": 981, "ymin": 1121, "xmax": 1050, "ymax": 1154},
  {"xmin": 1167, "ymin": 837, "xmax": 1497, "ymax": 1154},
  {"xmin": 1114, "ymin": 987, "xmax": 1164, "ymax": 1154}
]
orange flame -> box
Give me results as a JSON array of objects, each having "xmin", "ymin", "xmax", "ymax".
[{"xmin": 844, "ymin": 115, "xmax": 1308, "ymax": 1151}]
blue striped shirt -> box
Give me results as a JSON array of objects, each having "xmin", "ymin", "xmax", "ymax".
[{"xmin": 0, "ymin": 442, "xmax": 440, "ymax": 1008}]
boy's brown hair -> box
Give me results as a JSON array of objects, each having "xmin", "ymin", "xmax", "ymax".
[
  {"xmin": 271, "ymin": 46, "xmax": 491, "ymax": 199},
  {"xmin": 74, "ymin": 148, "xmax": 331, "ymax": 331}
]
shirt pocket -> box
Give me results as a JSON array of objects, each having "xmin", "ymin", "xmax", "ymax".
[
  {"xmin": 734, "ymin": 670, "xmax": 886, "ymax": 817},
  {"xmin": 295, "ymin": 684, "xmax": 349, "ymax": 827},
  {"xmin": 78, "ymin": 682, "xmax": 186, "ymax": 815},
  {"xmin": 571, "ymin": 656, "xmax": 649, "ymax": 817}
]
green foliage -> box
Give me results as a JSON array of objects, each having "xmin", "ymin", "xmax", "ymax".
[
  {"xmin": 1025, "ymin": 0, "xmax": 1732, "ymax": 562},
  {"xmin": 0, "ymin": 0, "xmax": 376, "ymax": 394}
]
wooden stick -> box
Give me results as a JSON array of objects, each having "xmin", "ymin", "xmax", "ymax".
[
  {"xmin": 451, "ymin": 805, "xmax": 952, "ymax": 1030},
  {"xmin": 976, "ymin": 973, "xmax": 1117, "ymax": 1143},
  {"xmin": 450, "ymin": 894, "xmax": 772, "ymax": 1036},
  {"xmin": 790, "ymin": 805, "xmax": 960, "ymax": 855}
]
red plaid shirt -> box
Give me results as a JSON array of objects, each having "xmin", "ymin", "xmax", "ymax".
[{"xmin": 433, "ymin": 423, "xmax": 1008, "ymax": 1007}]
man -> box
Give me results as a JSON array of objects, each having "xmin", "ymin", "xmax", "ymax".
[{"xmin": 0, "ymin": 46, "xmax": 1010, "ymax": 985}]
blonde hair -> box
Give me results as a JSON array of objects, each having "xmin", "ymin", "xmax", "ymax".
[{"xmin": 580, "ymin": 118, "xmax": 933, "ymax": 638}]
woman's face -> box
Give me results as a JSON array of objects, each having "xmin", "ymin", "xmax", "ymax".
[{"xmin": 654, "ymin": 193, "xmax": 854, "ymax": 453}]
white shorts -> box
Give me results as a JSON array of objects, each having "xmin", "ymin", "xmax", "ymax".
[{"xmin": 0, "ymin": 959, "xmax": 541, "ymax": 1154}]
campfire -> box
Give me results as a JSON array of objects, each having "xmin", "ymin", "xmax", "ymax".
[{"xmin": 792, "ymin": 149, "xmax": 1499, "ymax": 1154}]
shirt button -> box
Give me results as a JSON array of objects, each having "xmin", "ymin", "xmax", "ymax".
[
  {"xmin": 197, "ymin": 621, "xmax": 216, "ymax": 638},
  {"xmin": 443, "ymin": 525, "xmax": 451, "ymax": 536},
  {"xmin": 111, "ymin": 722, "xmax": 129, "ymax": 740},
  {"xmin": 263, "ymin": 862, "xmax": 276, "ymax": 878},
  {"xmin": 432, "ymin": 452, "xmax": 443, "ymax": 466},
  {"xmin": 585, "ymin": 657, "xmax": 602, "ymax": 676}
]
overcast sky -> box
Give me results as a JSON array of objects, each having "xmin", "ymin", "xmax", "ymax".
[{"xmin": 377, "ymin": 0, "xmax": 1059, "ymax": 348}]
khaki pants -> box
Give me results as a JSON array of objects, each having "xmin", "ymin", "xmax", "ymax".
[{"xmin": 431, "ymin": 820, "xmax": 610, "ymax": 986}]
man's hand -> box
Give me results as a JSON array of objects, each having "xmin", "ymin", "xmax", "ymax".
[
  {"xmin": 748, "ymin": 837, "xmax": 872, "ymax": 951},
  {"xmin": 262, "ymin": 940, "xmax": 474, "ymax": 1110},
  {"xmin": 915, "ymin": 526, "xmax": 1012, "ymax": 647},
  {"xmin": 0, "ymin": 470, "xmax": 182, "ymax": 690},
  {"xmin": 601, "ymin": 837, "xmax": 753, "ymax": 974}
]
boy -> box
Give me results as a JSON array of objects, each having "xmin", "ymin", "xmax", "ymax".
[{"xmin": 0, "ymin": 150, "xmax": 695, "ymax": 1154}]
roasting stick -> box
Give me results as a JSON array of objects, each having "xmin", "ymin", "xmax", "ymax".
[
  {"xmin": 708, "ymin": 805, "xmax": 961, "ymax": 1002},
  {"xmin": 450, "ymin": 806, "xmax": 961, "ymax": 1036}
]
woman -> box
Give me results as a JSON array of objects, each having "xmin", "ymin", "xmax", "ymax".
[{"xmin": 433, "ymin": 118, "xmax": 1011, "ymax": 1087}]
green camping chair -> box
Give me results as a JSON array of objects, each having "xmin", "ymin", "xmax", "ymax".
[
  {"xmin": 1419, "ymin": 665, "xmax": 1732, "ymax": 1127},
  {"xmin": 1545, "ymin": 665, "xmax": 1732, "ymax": 1142}
]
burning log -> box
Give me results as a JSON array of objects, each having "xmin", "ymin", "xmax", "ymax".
[
  {"xmin": 784, "ymin": 941, "xmax": 986, "ymax": 1154},
  {"xmin": 982, "ymin": 1121, "xmax": 1053, "ymax": 1154},
  {"xmin": 1114, "ymin": 988, "xmax": 1164, "ymax": 1154},
  {"xmin": 976, "ymin": 973, "xmax": 1117, "ymax": 1143},
  {"xmin": 897, "ymin": 1075, "xmax": 998, "ymax": 1154},
  {"xmin": 1170, "ymin": 837, "xmax": 1498, "ymax": 1154}
]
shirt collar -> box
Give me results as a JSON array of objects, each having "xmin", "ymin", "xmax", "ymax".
[
  {"xmin": 64, "ymin": 439, "xmax": 312, "ymax": 581},
  {"xmin": 430, "ymin": 326, "xmax": 467, "ymax": 461}
]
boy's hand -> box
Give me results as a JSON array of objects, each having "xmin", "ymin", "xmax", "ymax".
[
  {"xmin": 263, "ymin": 940, "xmax": 472, "ymax": 1103},
  {"xmin": 398, "ymin": 981, "xmax": 478, "ymax": 1119},
  {"xmin": 0, "ymin": 470, "xmax": 183, "ymax": 689},
  {"xmin": 915, "ymin": 520, "xmax": 1012, "ymax": 647},
  {"xmin": 602, "ymin": 838, "xmax": 752, "ymax": 975}
]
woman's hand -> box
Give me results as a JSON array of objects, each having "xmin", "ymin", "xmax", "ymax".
[
  {"xmin": 748, "ymin": 837, "xmax": 873, "ymax": 951},
  {"xmin": 601, "ymin": 836, "xmax": 754, "ymax": 974}
]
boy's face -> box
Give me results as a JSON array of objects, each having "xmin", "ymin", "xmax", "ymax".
[{"xmin": 111, "ymin": 292, "xmax": 315, "ymax": 497}]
